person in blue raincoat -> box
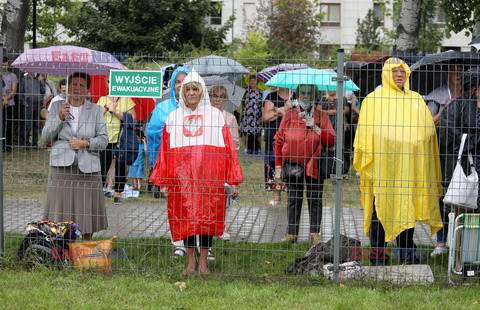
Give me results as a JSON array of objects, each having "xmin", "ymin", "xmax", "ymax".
[{"xmin": 146, "ymin": 66, "xmax": 189, "ymax": 258}]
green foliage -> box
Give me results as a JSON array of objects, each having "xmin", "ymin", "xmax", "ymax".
[
  {"xmin": 442, "ymin": 0, "xmax": 480, "ymax": 37},
  {"xmin": 355, "ymin": 9, "xmax": 383, "ymax": 50},
  {"xmin": 25, "ymin": 0, "xmax": 82, "ymax": 47},
  {"xmin": 235, "ymin": 31, "xmax": 272, "ymax": 67},
  {"xmin": 266, "ymin": 0, "xmax": 323, "ymax": 58},
  {"xmin": 64, "ymin": 0, "xmax": 234, "ymax": 54},
  {"xmin": 418, "ymin": 0, "xmax": 446, "ymax": 53}
]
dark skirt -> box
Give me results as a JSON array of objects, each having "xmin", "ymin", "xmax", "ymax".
[{"xmin": 44, "ymin": 165, "xmax": 108, "ymax": 234}]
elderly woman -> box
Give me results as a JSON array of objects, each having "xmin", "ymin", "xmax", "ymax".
[
  {"xmin": 210, "ymin": 85, "xmax": 240, "ymax": 151},
  {"xmin": 150, "ymin": 71, "xmax": 243, "ymax": 275},
  {"xmin": 274, "ymin": 84, "xmax": 335, "ymax": 244},
  {"xmin": 42, "ymin": 72, "xmax": 109, "ymax": 241},
  {"xmin": 263, "ymin": 87, "xmax": 294, "ymax": 206}
]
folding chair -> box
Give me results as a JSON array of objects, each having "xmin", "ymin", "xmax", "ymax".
[{"xmin": 448, "ymin": 213, "xmax": 480, "ymax": 282}]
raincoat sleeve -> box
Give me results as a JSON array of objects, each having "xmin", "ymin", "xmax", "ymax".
[
  {"xmin": 149, "ymin": 126, "xmax": 171, "ymax": 187},
  {"xmin": 146, "ymin": 104, "xmax": 169, "ymax": 168},
  {"xmin": 223, "ymin": 124, "xmax": 243, "ymax": 186},
  {"xmin": 353, "ymin": 97, "xmax": 374, "ymax": 179}
]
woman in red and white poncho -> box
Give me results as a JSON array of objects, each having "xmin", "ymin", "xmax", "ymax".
[{"xmin": 150, "ymin": 71, "xmax": 243, "ymax": 275}]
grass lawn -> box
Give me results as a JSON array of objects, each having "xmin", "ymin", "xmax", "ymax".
[
  {"xmin": 0, "ymin": 267, "xmax": 479, "ymax": 309},
  {"xmin": 2, "ymin": 141, "xmax": 477, "ymax": 304}
]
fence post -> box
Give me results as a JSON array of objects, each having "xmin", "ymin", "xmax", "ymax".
[
  {"xmin": 0, "ymin": 43, "xmax": 4, "ymax": 257},
  {"xmin": 332, "ymin": 48, "xmax": 346, "ymax": 283}
]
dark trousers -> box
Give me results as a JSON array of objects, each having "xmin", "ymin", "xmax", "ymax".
[
  {"xmin": 2, "ymin": 105, "xmax": 14, "ymax": 149},
  {"xmin": 370, "ymin": 208, "xmax": 416, "ymax": 264},
  {"xmin": 24, "ymin": 104, "xmax": 41, "ymax": 146},
  {"xmin": 100, "ymin": 143, "xmax": 128, "ymax": 193},
  {"xmin": 283, "ymin": 162, "xmax": 324, "ymax": 235},
  {"xmin": 246, "ymin": 133, "xmax": 261, "ymax": 152},
  {"xmin": 184, "ymin": 235, "xmax": 213, "ymax": 249}
]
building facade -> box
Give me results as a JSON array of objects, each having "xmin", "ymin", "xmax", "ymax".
[{"xmin": 212, "ymin": 0, "xmax": 472, "ymax": 52}]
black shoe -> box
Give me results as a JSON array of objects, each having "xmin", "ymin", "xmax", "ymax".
[{"xmin": 113, "ymin": 197, "xmax": 122, "ymax": 204}]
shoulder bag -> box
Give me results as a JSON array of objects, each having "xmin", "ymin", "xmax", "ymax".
[{"xmin": 443, "ymin": 133, "xmax": 478, "ymax": 210}]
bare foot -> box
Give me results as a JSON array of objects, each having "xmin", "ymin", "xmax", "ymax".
[
  {"xmin": 197, "ymin": 263, "xmax": 211, "ymax": 274},
  {"xmin": 182, "ymin": 266, "xmax": 196, "ymax": 276}
]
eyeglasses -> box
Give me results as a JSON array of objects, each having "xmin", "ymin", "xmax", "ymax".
[{"xmin": 211, "ymin": 94, "xmax": 227, "ymax": 99}]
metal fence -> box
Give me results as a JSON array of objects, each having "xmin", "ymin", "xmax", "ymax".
[{"xmin": 1, "ymin": 47, "xmax": 480, "ymax": 285}]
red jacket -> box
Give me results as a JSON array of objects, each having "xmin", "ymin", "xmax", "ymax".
[{"xmin": 274, "ymin": 107, "xmax": 335, "ymax": 178}]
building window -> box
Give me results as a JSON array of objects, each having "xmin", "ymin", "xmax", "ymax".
[
  {"xmin": 373, "ymin": 3, "xmax": 384, "ymax": 25},
  {"xmin": 321, "ymin": 3, "xmax": 341, "ymax": 27},
  {"xmin": 209, "ymin": 1, "xmax": 222, "ymax": 25},
  {"xmin": 433, "ymin": 7, "xmax": 445, "ymax": 24}
]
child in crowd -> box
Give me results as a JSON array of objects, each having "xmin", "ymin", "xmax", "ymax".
[{"xmin": 128, "ymin": 126, "xmax": 146, "ymax": 191}]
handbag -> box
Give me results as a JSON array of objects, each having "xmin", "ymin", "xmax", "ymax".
[
  {"xmin": 319, "ymin": 148, "xmax": 350, "ymax": 179},
  {"xmin": 114, "ymin": 113, "xmax": 139, "ymax": 165},
  {"xmin": 68, "ymin": 236, "xmax": 116, "ymax": 270},
  {"xmin": 443, "ymin": 134, "xmax": 479, "ymax": 210}
]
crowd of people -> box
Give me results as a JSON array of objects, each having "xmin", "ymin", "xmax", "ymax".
[{"xmin": 4, "ymin": 55, "xmax": 480, "ymax": 273}]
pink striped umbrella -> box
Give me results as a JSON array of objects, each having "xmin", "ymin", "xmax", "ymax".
[{"xmin": 255, "ymin": 63, "xmax": 309, "ymax": 83}]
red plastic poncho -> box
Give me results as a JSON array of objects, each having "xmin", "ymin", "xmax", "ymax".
[{"xmin": 149, "ymin": 72, "xmax": 243, "ymax": 242}]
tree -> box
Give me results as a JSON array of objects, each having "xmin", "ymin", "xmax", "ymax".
[
  {"xmin": 25, "ymin": 0, "xmax": 82, "ymax": 47},
  {"xmin": 393, "ymin": 0, "xmax": 423, "ymax": 52},
  {"xmin": 417, "ymin": 0, "xmax": 445, "ymax": 53},
  {"xmin": 1, "ymin": 0, "xmax": 30, "ymax": 53},
  {"xmin": 244, "ymin": 0, "xmax": 322, "ymax": 58},
  {"xmin": 235, "ymin": 30, "xmax": 271, "ymax": 67},
  {"xmin": 355, "ymin": 9, "xmax": 383, "ymax": 50},
  {"xmin": 384, "ymin": 0, "xmax": 444, "ymax": 53},
  {"xmin": 64, "ymin": 0, "xmax": 234, "ymax": 54},
  {"xmin": 442, "ymin": 0, "xmax": 480, "ymax": 37}
]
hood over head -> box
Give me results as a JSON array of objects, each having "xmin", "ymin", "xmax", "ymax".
[
  {"xmin": 382, "ymin": 57, "xmax": 411, "ymax": 92},
  {"xmin": 178, "ymin": 70, "xmax": 211, "ymax": 110},
  {"xmin": 462, "ymin": 66, "xmax": 480, "ymax": 93},
  {"xmin": 169, "ymin": 66, "xmax": 190, "ymax": 100}
]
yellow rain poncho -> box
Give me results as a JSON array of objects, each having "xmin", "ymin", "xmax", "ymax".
[{"xmin": 353, "ymin": 57, "xmax": 443, "ymax": 242}]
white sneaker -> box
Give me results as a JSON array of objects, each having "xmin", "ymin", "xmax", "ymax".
[
  {"xmin": 430, "ymin": 246, "xmax": 448, "ymax": 257},
  {"xmin": 207, "ymin": 250, "xmax": 216, "ymax": 261},
  {"xmin": 221, "ymin": 231, "xmax": 231, "ymax": 241},
  {"xmin": 172, "ymin": 247, "xmax": 186, "ymax": 258}
]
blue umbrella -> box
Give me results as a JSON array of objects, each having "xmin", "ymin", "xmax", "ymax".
[{"xmin": 265, "ymin": 68, "xmax": 359, "ymax": 91}]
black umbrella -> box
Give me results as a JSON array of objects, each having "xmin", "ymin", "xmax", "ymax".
[
  {"xmin": 410, "ymin": 50, "xmax": 480, "ymax": 95},
  {"xmin": 345, "ymin": 52, "xmax": 422, "ymax": 102},
  {"xmin": 461, "ymin": 66, "xmax": 480, "ymax": 92},
  {"xmin": 468, "ymin": 34, "xmax": 480, "ymax": 50}
]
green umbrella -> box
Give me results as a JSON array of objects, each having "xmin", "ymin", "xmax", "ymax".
[{"xmin": 265, "ymin": 68, "xmax": 359, "ymax": 91}]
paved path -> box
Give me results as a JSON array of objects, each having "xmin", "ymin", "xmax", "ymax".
[{"xmin": 3, "ymin": 198, "xmax": 436, "ymax": 246}]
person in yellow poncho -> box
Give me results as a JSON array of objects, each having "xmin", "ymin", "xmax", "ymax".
[{"xmin": 353, "ymin": 57, "xmax": 443, "ymax": 265}]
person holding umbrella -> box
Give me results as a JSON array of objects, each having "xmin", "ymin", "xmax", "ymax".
[
  {"xmin": 274, "ymin": 84, "xmax": 335, "ymax": 244},
  {"xmin": 262, "ymin": 87, "xmax": 294, "ymax": 206},
  {"xmin": 354, "ymin": 57, "xmax": 443, "ymax": 265},
  {"xmin": 438, "ymin": 67, "xmax": 480, "ymax": 255},
  {"xmin": 425, "ymin": 65, "xmax": 464, "ymax": 125},
  {"xmin": 42, "ymin": 72, "xmax": 109, "ymax": 241}
]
